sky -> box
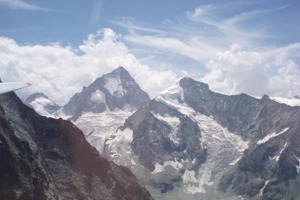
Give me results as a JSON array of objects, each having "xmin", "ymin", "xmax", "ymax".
[{"xmin": 0, "ymin": 0, "xmax": 300, "ymax": 105}]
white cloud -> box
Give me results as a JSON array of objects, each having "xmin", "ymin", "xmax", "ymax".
[
  {"xmin": 0, "ymin": 28, "xmax": 179, "ymax": 105},
  {"xmin": 186, "ymin": 3, "xmax": 274, "ymax": 47},
  {"xmin": 124, "ymin": 34, "xmax": 219, "ymax": 62},
  {"xmin": 0, "ymin": 0, "xmax": 40, "ymax": 10},
  {"xmin": 113, "ymin": 4, "xmax": 275, "ymax": 71},
  {"xmin": 189, "ymin": 5, "xmax": 211, "ymax": 18},
  {"xmin": 202, "ymin": 43, "xmax": 300, "ymax": 98}
]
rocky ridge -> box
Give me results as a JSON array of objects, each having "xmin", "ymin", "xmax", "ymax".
[{"xmin": 0, "ymin": 91, "xmax": 153, "ymax": 200}]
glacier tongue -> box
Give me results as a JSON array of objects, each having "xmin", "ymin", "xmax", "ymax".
[
  {"xmin": 192, "ymin": 113, "xmax": 248, "ymax": 194},
  {"xmin": 155, "ymin": 84, "xmax": 249, "ymax": 194}
]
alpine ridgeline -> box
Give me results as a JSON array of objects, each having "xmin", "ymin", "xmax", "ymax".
[
  {"xmin": 27, "ymin": 67, "xmax": 300, "ymax": 200},
  {"xmin": 0, "ymin": 92, "xmax": 153, "ymax": 200}
]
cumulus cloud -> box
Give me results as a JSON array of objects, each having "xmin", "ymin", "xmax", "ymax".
[
  {"xmin": 0, "ymin": 28, "xmax": 179, "ymax": 105},
  {"xmin": 202, "ymin": 43, "xmax": 300, "ymax": 98}
]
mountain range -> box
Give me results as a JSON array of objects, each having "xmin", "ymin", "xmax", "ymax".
[
  {"xmin": 25, "ymin": 67, "xmax": 300, "ymax": 200},
  {"xmin": 0, "ymin": 87, "xmax": 153, "ymax": 199}
]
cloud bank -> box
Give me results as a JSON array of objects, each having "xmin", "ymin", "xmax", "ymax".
[
  {"xmin": 202, "ymin": 43, "xmax": 300, "ymax": 97},
  {"xmin": 0, "ymin": 28, "xmax": 178, "ymax": 105},
  {"xmin": 1, "ymin": 27, "xmax": 299, "ymax": 106}
]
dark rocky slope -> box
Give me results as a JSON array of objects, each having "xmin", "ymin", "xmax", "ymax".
[{"xmin": 0, "ymin": 92, "xmax": 153, "ymax": 200}]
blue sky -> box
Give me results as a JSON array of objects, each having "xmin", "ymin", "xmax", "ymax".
[
  {"xmin": 1, "ymin": 0, "xmax": 299, "ymax": 46},
  {"xmin": 1, "ymin": 0, "xmax": 300, "ymax": 104},
  {"xmin": 0, "ymin": 0, "xmax": 200, "ymax": 45}
]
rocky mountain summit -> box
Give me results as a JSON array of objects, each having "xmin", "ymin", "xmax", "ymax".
[
  {"xmin": 0, "ymin": 92, "xmax": 153, "ymax": 200},
  {"xmin": 62, "ymin": 66, "xmax": 150, "ymax": 120},
  {"xmin": 61, "ymin": 67, "xmax": 151, "ymax": 155}
]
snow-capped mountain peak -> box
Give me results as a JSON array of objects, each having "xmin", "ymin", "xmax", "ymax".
[
  {"xmin": 97, "ymin": 67, "xmax": 131, "ymax": 98},
  {"xmin": 59, "ymin": 67, "xmax": 151, "ymax": 155},
  {"xmin": 24, "ymin": 92, "xmax": 61, "ymax": 116},
  {"xmin": 158, "ymin": 83, "xmax": 185, "ymax": 103},
  {"xmin": 62, "ymin": 66, "xmax": 150, "ymax": 119}
]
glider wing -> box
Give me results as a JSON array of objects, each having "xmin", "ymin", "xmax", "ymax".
[{"xmin": 0, "ymin": 82, "xmax": 32, "ymax": 95}]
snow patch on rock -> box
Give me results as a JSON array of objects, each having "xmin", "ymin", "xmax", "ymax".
[
  {"xmin": 257, "ymin": 128, "xmax": 289, "ymax": 145},
  {"xmin": 159, "ymin": 84, "xmax": 184, "ymax": 103},
  {"xmin": 104, "ymin": 76, "xmax": 126, "ymax": 98},
  {"xmin": 270, "ymin": 97, "xmax": 300, "ymax": 107},
  {"xmin": 90, "ymin": 89, "xmax": 106, "ymax": 104},
  {"xmin": 152, "ymin": 112, "xmax": 181, "ymax": 144},
  {"xmin": 258, "ymin": 180, "xmax": 269, "ymax": 196},
  {"xmin": 295, "ymin": 155, "xmax": 300, "ymax": 174}
]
